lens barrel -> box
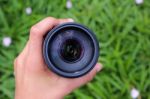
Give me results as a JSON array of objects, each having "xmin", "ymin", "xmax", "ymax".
[{"xmin": 43, "ymin": 23, "xmax": 99, "ymax": 78}]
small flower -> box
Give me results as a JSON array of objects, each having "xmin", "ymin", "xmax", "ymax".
[
  {"xmin": 135, "ymin": 0, "xmax": 144, "ymax": 5},
  {"xmin": 66, "ymin": 0, "xmax": 72, "ymax": 9},
  {"xmin": 130, "ymin": 88, "xmax": 140, "ymax": 99},
  {"xmin": 2, "ymin": 36, "xmax": 12, "ymax": 47},
  {"xmin": 25, "ymin": 7, "xmax": 32, "ymax": 15}
]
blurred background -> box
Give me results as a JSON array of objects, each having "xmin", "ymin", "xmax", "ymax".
[{"xmin": 0, "ymin": 0, "xmax": 150, "ymax": 99}]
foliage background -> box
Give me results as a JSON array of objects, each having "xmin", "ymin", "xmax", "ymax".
[{"xmin": 0, "ymin": 0, "xmax": 150, "ymax": 99}]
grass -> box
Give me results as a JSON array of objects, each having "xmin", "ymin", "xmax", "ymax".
[{"xmin": 0, "ymin": 0, "xmax": 150, "ymax": 99}]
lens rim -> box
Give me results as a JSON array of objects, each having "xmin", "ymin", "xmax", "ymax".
[{"xmin": 43, "ymin": 23, "xmax": 99, "ymax": 78}]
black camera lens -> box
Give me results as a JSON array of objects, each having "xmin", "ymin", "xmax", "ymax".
[
  {"xmin": 60, "ymin": 39, "xmax": 83, "ymax": 63},
  {"xmin": 43, "ymin": 23, "xmax": 99, "ymax": 78}
]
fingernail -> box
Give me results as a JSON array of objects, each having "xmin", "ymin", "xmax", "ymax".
[
  {"xmin": 67, "ymin": 18, "xmax": 74, "ymax": 22},
  {"xmin": 96, "ymin": 63, "xmax": 103, "ymax": 72}
]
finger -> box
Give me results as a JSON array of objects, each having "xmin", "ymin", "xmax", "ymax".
[
  {"xmin": 29, "ymin": 17, "xmax": 74, "ymax": 54},
  {"xmin": 82, "ymin": 63, "xmax": 102, "ymax": 82},
  {"xmin": 70, "ymin": 63, "xmax": 103, "ymax": 88},
  {"xmin": 58, "ymin": 18, "xmax": 74, "ymax": 24},
  {"xmin": 27, "ymin": 17, "xmax": 74, "ymax": 71}
]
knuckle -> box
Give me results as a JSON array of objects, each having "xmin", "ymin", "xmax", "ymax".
[
  {"xmin": 45, "ymin": 17, "xmax": 57, "ymax": 23},
  {"xmin": 45, "ymin": 17, "xmax": 56, "ymax": 21},
  {"xmin": 30, "ymin": 25, "xmax": 40, "ymax": 36}
]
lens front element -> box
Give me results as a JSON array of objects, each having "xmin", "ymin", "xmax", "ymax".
[{"xmin": 60, "ymin": 39, "xmax": 82, "ymax": 63}]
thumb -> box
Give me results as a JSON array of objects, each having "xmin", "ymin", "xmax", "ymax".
[
  {"xmin": 78, "ymin": 63, "xmax": 103, "ymax": 85},
  {"xmin": 69, "ymin": 63, "xmax": 103, "ymax": 90}
]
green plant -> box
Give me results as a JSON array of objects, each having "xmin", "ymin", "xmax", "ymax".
[{"xmin": 0, "ymin": 0, "xmax": 150, "ymax": 99}]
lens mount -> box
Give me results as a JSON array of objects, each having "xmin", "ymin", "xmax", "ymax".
[{"xmin": 43, "ymin": 23, "xmax": 99, "ymax": 78}]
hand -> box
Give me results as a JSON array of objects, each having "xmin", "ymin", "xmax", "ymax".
[{"xmin": 14, "ymin": 17, "xmax": 103, "ymax": 99}]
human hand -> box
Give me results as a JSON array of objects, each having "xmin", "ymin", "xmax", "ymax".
[{"xmin": 14, "ymin": 17, "xmax": 103, "ymax": 99}]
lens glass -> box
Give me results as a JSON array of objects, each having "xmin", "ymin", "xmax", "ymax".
[{"xmin": 60, "ymin": 39, "xmax": 82, "ymax": 62}]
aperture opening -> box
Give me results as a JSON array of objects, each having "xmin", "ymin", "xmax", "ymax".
[{"xmin": 60, "ymin": 39, "xmax": 83, "ymax": 63}]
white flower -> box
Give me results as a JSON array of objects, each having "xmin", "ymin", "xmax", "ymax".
[
  {"xmin": 2, "ymin": 36, "xmax": 12, "ymax": 47},
  {"xmin": 66, "ymin": 0, "xmax": 72, "ymax": 9},
  {"xmin": 25, "ymin": 7, "xmax": 32, "ymax": 15},
  {"xmin": 130, "ymin": 88, "xmax": 140, "ymax": 99},
  {"xmin": 135, "ymin": 0, "xmax": 144, "ymax": 5}
]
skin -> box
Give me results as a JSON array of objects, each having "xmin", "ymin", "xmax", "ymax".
[{"xmin": 14, "ymin": 17, "xmax": 103, "ymax": 99}]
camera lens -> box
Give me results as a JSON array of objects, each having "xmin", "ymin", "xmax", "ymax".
[
  {"xmin": 60, "ymin": 39, "xmax": 83, "ymax": 63},
  {"xmin": 43, "ymin": 23, "xmax": 99, "ymax": 78}
]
